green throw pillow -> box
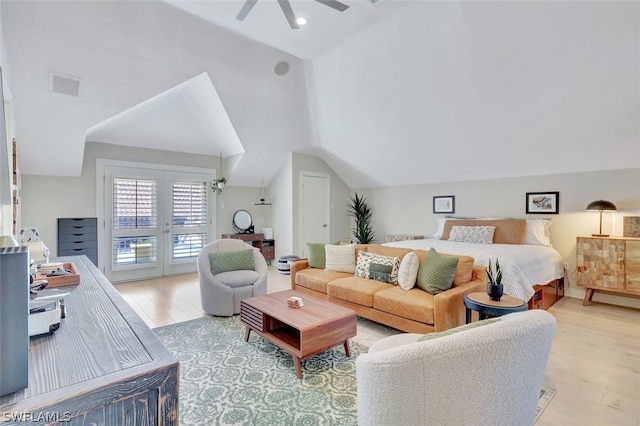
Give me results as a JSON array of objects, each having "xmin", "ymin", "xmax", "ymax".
[
  {"xmin": 418, "ymin": 318, "xmax": 500, "ymax": 341},
  {"xmin": 369, "ymin": 262, "xmax": 394, "ymax": 283},
  {"xmin": 307, "ymin": 242, "xmax": 338, "ymax": 269},
  {"xmin": 209, "ymin": 249, "xmax": 255, "ymax": 275},
  {"xmin": 416, "ymin": 248, "xmax": 458, "ymax": 294}
]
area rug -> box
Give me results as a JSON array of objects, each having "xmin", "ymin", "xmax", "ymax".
[
  {"xmin": 154, "ymin": 316, "xmax": 556, "ymax": 425},
  {"xmin": 154, "ymin": 315, "xmax": 363, "ymax": 425}
]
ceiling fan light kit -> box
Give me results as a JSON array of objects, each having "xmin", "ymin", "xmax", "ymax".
[{"xmin": 236, "ymin": 0, "xmax": 350, "ymax": 30}]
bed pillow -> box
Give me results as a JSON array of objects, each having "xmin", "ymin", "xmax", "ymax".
[
  {"xmin": 441, "ymin": 219, "xmax": 526, "ymax": 244},
  {"xmin": 524, "ymin": 219, "xmax": 552, "ymax": 246},
  {"xmin": 448, "ymin": 226, "xmax": 496, "ymax": 244},
  {"xmin": 355, "ymin": 251, "xmax": 401, "ymax": 284},
  {"xmin": 416, "ymin": 248, "xmax": 459, "ymax": 295},
  {"xmin": 209, "ymin": 249, "xmax": 255, "ymax": 275},
  {"xmin": 325, "ymin": 244, "xmax": 356, "ymax": 273},
  {"xmin": 397, "ymin": 251, "xmax": 420, "ymax": 290}
]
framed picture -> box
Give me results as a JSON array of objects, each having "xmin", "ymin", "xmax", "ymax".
[
  {"xmin": 433, "ymin": 195, "xmax": 455, "ymax": 214},
  {"xmin": 526, "ymin": 192, "xmax": 559, "ymax": 214}
]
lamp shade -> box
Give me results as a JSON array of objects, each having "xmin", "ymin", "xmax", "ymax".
[{"xmin": 586, "ymin": 200, "xmax": 617, "ymax": 211}]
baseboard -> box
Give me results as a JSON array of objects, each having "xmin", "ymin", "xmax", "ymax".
[{"xmin": 565, "ymin": 287, "xmax": 640, "ymax": 309}]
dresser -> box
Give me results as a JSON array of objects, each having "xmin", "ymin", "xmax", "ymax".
[
  {"xmin": 57, "ymin": 218, "xmax": 98, "ymax": 266},
  {"xmin": 221, "ymin": 233, "xmax": 275, "ymax": 264},
  {"xmin": 0, "ymin": 256, "xmax": 179, "ymax": 424},
  {"xmin": 576, "ymin": 236, "xmax": 640, "ymax": 305}
]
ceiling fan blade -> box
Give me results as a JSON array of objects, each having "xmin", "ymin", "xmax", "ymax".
[
  {"xmin": 277, "ymin": 0, "xmax": 300, "ymax": 29},
  {"xmin": 236, "ymin": 0, "xmax": 258, "ymax": 21},
  {"xmin": 314, "ymin": 0, "xmax": 349, "ymax": 12}
]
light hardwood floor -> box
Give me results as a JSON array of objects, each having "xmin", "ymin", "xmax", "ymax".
[{"xmin": 115, "ymin": 267, "xmax": 640, "ymax": 425}]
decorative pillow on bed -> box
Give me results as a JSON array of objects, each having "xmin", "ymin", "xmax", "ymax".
[
  {"xmin": 325, "ymin": 244, "xmax": 356, "ymax": 273},
  {"xmin": 441, "ymin": 219, "xmax": 526, "ymax": 244},
  {"xmin": 397, "ymin": 251, "xmax": 420, "ymax": 290},
  {"xmin": 448, "ymin": 225, "xmax": 496, "ymax": 244},
  {"xmin": 416, "ymin": 248, "xmax": 459, "ymax": 295},
  {"xmin": 524, "ymin": 219, "xmax": 552, "ymax": 246},
  {"xmin": 355, "ymin": 251, "xmax": 400, "ymax": 284},
  {"xmin": 209, "ymin": 249, "xmax": 254, "ymax": 275}
]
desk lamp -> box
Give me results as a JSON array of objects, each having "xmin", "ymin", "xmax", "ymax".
[{"xmin": 586, "ymin": 200, "xmax": 617, "ymax": 237}]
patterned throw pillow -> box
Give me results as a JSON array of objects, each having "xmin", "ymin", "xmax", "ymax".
[
  {"xmin": 448, "ymin": 225, "xmax": 496, "ymax": 244},
  {"xmin": 416, "ymin": 248, "xmax": 459, "ymax": 294},
  {"xmin": 355, "ymin": 251, "xmax": 400, "ymax": 284},
  {"xmin": 209, "ymin": 249, "xmax": 255, "ymax": 275},
  {"xmin": 397, "ymin": 251, "xmax": 419, "ymax": 290},
  {"xmin": 325, "ymin": 244, "xmax": 357, "ymax": 273}
]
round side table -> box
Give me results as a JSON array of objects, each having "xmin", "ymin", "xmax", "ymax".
[{"xmin": 464, "ymin": 292, "xmax": 527, "ymax": 324}]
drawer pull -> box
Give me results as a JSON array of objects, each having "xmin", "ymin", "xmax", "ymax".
[{"xmin": 73, "ymin": 241, "xmax": 85, "ymax": 244}]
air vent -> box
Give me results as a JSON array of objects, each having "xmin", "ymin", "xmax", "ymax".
[{"xmin": 49, "ymin": 72, "xmax": 80, "ymax": 97}]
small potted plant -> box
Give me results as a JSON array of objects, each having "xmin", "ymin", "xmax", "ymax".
[{"xmin": 487, "ymin": 258, "xmax": 503, "ymax": 301}]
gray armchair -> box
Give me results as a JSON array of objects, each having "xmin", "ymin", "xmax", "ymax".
[{"xmin": 197, "ymin": 239, "xmax": 268, "ymax": 316}]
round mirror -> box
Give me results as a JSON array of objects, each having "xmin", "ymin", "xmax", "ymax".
[{"xmin": 233, "ymin": 210, "xmax": 253, "ymax": 233}]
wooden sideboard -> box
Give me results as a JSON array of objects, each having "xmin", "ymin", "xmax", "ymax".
[
  {"xmin": 577, "ymin": 236, "xmax": 640, "ymax": 305},
  {"xmin": 221, "ymin": 233, "xmax": 275, "ymax": 264},
  {"xmin": 0, "ymin": 255, "xmax": 179, "ymax": 425}
]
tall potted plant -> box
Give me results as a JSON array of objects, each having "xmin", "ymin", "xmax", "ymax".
[
  {"xmin": 347, "ymin": 193, "xmax": 375, "ymax": 244},
  {"xmin": 486, "ymin": 258, "xmax": 504, "ymax": 301}
]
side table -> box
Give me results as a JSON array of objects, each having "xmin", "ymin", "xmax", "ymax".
[{"xmin": 464, "ymin": 292, "xmax": 527, "ymax": 324}]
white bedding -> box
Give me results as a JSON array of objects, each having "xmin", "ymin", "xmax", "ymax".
[{"xmin": 383, "ymin": 239, "xmax": 564, "ymax": 302}]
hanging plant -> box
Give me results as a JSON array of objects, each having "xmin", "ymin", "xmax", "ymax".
[
  {"xmin": 347, "ymin": 193, "xmax": 375, "ymax": 244},
  {"xmin": 212, "ymin": 177, "xmax": 227, "ymax": 194}
]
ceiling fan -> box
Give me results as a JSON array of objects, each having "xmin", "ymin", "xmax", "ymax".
[{"xmin": 236, "ymin": 0, "xmax": 350, "ymax": 29}]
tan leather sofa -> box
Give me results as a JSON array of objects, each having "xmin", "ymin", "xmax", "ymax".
[{"xmin": 290, "ymin": 244, "xmax": 488, "ymax": 333}]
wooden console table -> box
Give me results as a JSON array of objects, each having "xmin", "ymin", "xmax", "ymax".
[
  {"xmin": 0, "ymin": 255, "xmax": 179, "ymax": 425},
  {"xmin": 222, "ymin": 233, "xmax": 275, "ymax": 264}
]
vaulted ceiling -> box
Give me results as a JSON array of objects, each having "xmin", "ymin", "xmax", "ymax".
[{"xmin": 2, "ymin": 1, "xmax": 638, "ymax": 188}]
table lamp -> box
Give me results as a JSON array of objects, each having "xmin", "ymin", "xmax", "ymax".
[{"xmin": 586, "ymin": 200, "xmax": 617, "ymax": 237}]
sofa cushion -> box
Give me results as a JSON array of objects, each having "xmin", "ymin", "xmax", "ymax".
[
  {"xmin": 307, "ymin": 242, "xmax": 340, "ymax": 269},
  {"xmin": 295, "ymin": 268, "xmax": 352, "ymax": 294},
  {"xmin": 414, "ymin": 250, "xmax": 474, "ymax": 287},
  {"xmin": 355, "ymin": 252, "xmax": 400, "ymax": 284},
  {"xmin": 397, "ymin": 251, "xmax": 419, "ymax": 290},
  {"xmin": 441, "ymin": 219, "xmax": 526, "ymax": 244},
  {"xmin": 373, "ymin": 287, "xmax": 435, "ymax": 325},
  {"xmin": 216, "ymin": 270, "xmax": 260, "ymax": 288},
  {"xmin": 448, "ymin": 225, "xmax": 496, "ymax": 244},
  {"xmin": 416, "ymin": 248, "xmax": 458, "ymax": 294},
  {"xmin": 328, "ymin": 276, "xmax": 394, "ymax": 307},
  {"xmin": 209, "ymin": 249, "xmax": 254, "ymax": 275},
  {"xmin": 325, "ymin": 244, "xmax": 357, "ymax": 273}
]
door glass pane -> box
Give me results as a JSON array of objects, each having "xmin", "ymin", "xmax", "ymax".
[
  {"xmin": 112, "ymin": 177, "xmax": 158, "ymax": 266},
  {"xmin": 113, "ymin": 178, "xmax": 157, "ymax": 229},
  {"xmin": 171, "ymin": 180, "xmax": 207, "ymax": 260},
  {"xmin": 113, "ymin": 236, "xmax": 157, "ymax": 265}
]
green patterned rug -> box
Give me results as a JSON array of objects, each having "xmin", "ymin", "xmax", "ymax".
[
  {"xmin": 154, "ymin": 315, "xmax": 555, "ymax": 425},
  {"xmin": 153, "ymin": 315, "xmax": 363, "ymax": 425}
]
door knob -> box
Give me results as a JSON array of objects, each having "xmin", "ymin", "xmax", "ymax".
[{"xmin": 323, "ymin": 224, "xmax": 327, "ymax": 228}]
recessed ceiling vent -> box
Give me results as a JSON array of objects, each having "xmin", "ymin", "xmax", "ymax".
[{"xmin": 49, "ymin": 72, "xmax": 80, "ymax": 97}]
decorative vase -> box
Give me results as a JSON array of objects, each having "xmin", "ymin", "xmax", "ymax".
[{"xmin": 487, "ymin": 283, "xmax": 503, "ymax": 301}]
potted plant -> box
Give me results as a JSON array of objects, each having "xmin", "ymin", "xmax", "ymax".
[
  {"xmin": 347, "ymin": 193, "xmax": 375, "ymax": 244},
  {"xmin": 486, "ymin": 258, "xmax": 503, "ymax": 301}
]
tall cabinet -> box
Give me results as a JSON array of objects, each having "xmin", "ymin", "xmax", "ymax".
[{"xmin": 576, "ymin": 236, "xmax": 640, "ymax": 305}]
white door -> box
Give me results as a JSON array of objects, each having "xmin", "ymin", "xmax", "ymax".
[
  {"xmin": 103, "ymin": 165, "xmax": 211, "ymax": 282},
  {"xmin": 299, "ymin": 172, "xmax": 330, "ymax": 257}
]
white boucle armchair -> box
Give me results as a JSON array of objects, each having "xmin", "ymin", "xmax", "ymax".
[
  {"xmin": 356, "ymin": 310, "xmax": 556, "ymax": 426},
  {"xmin": 197, "ymin": 239, "xmax": 268, "ymax": 317}
]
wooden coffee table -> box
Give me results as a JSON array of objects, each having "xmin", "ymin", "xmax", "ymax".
[{"xmin": 240, "ymin": 290, "xmax": 357, "ymax": 379}]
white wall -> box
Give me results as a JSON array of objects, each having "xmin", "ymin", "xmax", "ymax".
[
  {"xmin": 358, "ymin": 167, "xmax": 640, "ymax": 308},
  {"xmin": 269, "ymin": 153, "xmax": 293, "ymax": 259}
]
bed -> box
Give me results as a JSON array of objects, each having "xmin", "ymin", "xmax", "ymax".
[{"xmin": 383, "ymin": 218, "xmax": 564, "ymax": 302}]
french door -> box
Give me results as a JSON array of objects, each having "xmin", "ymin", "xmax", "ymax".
[{"xmin": 102, "ymin": 164, "xmax": 212, "ymax": 282}]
